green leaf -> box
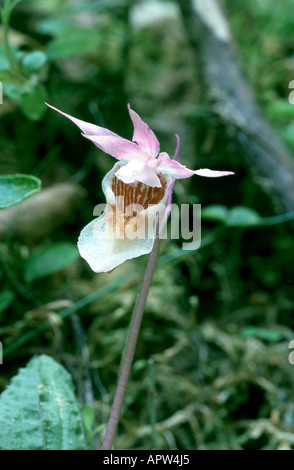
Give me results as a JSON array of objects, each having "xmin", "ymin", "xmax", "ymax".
[
  {"xmin": 24, "ymin": 242, "xmax": 79, "ymax": 283},
  {"xmin": 71, "ymin": 0, "xmax": 128, "ymax": 12},
  {"xmin": 21, "ymin": 84, "xmax": 48, "ymax": 120},
  {"xmin": 0, "ymin": 44, "xmax": 19, "ymax": 71},
  {"xmin": 2, "ymin": 82, "xmax": 25, "ymax": 99},
  {"xmin": 226, "ymin": 206, "xmax": 262, "ymax": 227},
  {"xmin": 82, "ymin": 403, "xmax": 94, "ymax": 437},
  {"xmin": 47, "ymin": 28, "xmax": 102, "ymax": 60},
  {"xmin": 202, "ymin": 205, "xmax": 264, "ymax": 227},
  {"xmin": 0, "ymin": 70, "xmax": 16, "ymax": 81},
  {"xmin": 0, "ymin": 355, "xmax": 89, "ymax": 450},
  {"xmin": 279, "ymin": 125, "xmax": 294, "ymax": 154},
  {"xmin": 0, "ymin": 290, "xmax": 16, "ymax": 313},
  {"xmin": 35, "ymin": 17, "xmax": 71, "ymax": 36},
  {"xmin": 201, "ymin": 204, "xmax": 229, "ymax": 223},
  {"xmin": 22, "ymin": 51, "xmax": 47, "ymax": 73},
  {"xmin": 0, "ymin": 174, "xmax": 41, "ymax": 209},
  {"xmin": 240, "ymin": 326, "xmax": 283, "ymax": 342},
  {"xmin": 266, "ymin": 100, "xmax": 294, "ymax": 121}
]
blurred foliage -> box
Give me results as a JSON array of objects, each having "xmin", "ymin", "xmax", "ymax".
[{"xmin": 0, "ymin": 0, "xmax": 294, "ymax": 450}]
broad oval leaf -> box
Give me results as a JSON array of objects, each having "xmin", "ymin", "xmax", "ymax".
[
  {"xmin": 0, "ymin": 290, "xmax": 16, "ymax": 313},
  {"xmin": 201, "ymin": 204, "xmax": 229, "ymax": 223},
  {"xmin": 24, "ymin": 242, "xmax": 79, "ymax": 282},
  {"xmin": 21, "ymin": 84, "xmax": 48, "ymax": 121},
  {"xmin": 0, "ymin": 174, "xmax": 41, "ymax": 209},
  {"xmin": 47, "ymin": 28, "xmax": 102, "ymax": 60},
  {"xmin": 0, "ymin": 355, "xmax": 89, "ymax": 450},
  {"xmin": 36, "ymin": 18, "xmax": 71, "ymax": 36},
  {"xmin": 2, "ymin": 82, "xmax": 25, "ymax": 99},
  {"xmin": 227, "ymin": 206, "xmax": 262, "ymax": 227},
  {"xmin": 22, "ymin": 51, "xmax": 47, "ymax": 73}
]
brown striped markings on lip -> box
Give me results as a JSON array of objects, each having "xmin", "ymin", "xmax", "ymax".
[
  {"xmin": 112, "ymin": 174, "xmax": 168, "ymax": 211},
  {"xmin": 105, "ymin": 173, "xmax": 168, "ymax": 240}
]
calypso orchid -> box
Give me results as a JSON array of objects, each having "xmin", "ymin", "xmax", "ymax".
[{"xmin": 46, "ymin": 103, "xmax": 234, "ymax": 272}]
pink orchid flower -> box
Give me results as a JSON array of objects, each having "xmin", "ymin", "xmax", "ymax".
[
  {"xmin": 46, "ymin": 103, "xmax": 234, "ymax": 272},
  {"xmin": 46, "ymin": 103, "xmax": 233, "ymax": 188},
  {"xmin": 77, "ymin": 162, "xmax": 173, "ymax": 272}
]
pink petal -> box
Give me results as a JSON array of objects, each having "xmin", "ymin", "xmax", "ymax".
[
  {"xmin": 46, "ymin": 103, "xmax": 113, "ymax": 136},
  {"xmin": 128, "ymin": 104, "xmax": 160, "ymax": 157},
  {"xmin": 159, "ymin": 153, "xmax": 234, "ymax": 179},
  {"xmin": 81, "ymin": 134, "xmax": 142, "ymax": 160},
  {"xmin": 146, "ymin": 155, "xmax": 160, "ymax": 168},
  {"xmin": 46, "ymin": 103, "xmax": 141, "ymax": 160},
  {"xmin": 115, "ymin": 158, "xmax": 162, "ymax": 187},
  {"xmin": 158, "ymin": 152, "xmax": 195, "ymax": 179},
  {"xmin": 194, "ymin": 169, "xmax": 235, "ymax": 177}
]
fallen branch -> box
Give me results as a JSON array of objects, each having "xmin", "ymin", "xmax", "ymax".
[{"xmin": 178, "ymin": 0, "xmax": 294, "ymax": 212}]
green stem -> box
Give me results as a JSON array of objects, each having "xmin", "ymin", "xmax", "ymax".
[
  {"xmin": 102, "ymin": 234, "xmax": 161, "ymax": 450},
  {"xmin": 1, "ymin": 0, "xmax": 23, "ymax": 81}
]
